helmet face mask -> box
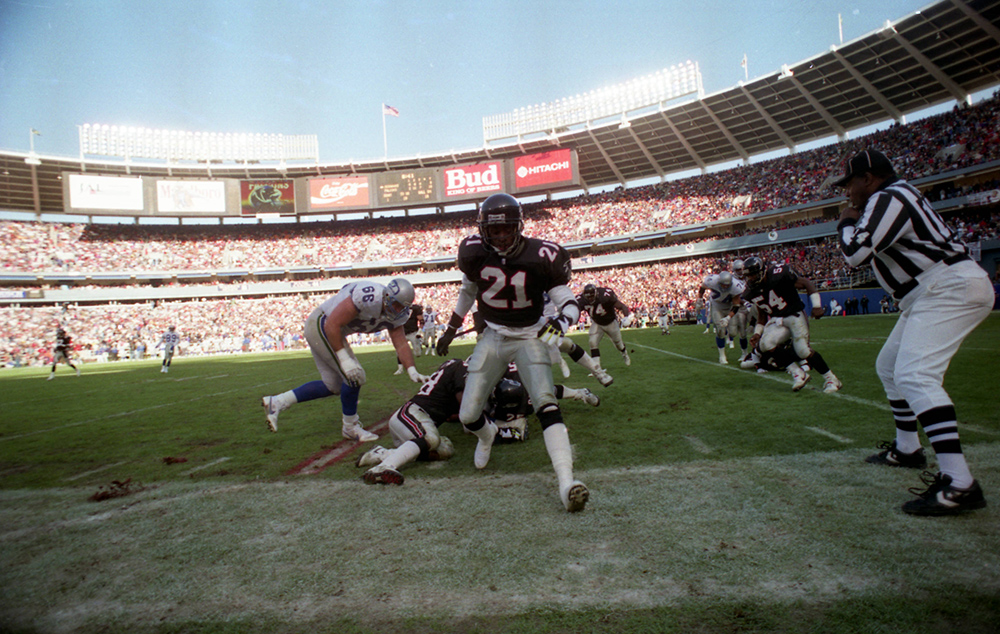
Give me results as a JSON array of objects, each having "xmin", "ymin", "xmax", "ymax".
[
  {"xmin": 732, "ymin": 259, "xmax": 745, "ymax": 276},
  {"xmin": 478, "ymin": 193, "xmax": 524, "ymax": 256},
  {"xmin": 383, "ymin": 278, "xmax": 415, "ymax": 322},
  {"xmin": 743, "ymin": 256, "xmax": 764, "ymax": 285},
  {"xmin": 582, "ymin": 284, "xmax": 597, "ymax": 303}
]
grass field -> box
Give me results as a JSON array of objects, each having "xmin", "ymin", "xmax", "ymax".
[{"xmin": 2, "ymin": 313, "xmax": 999, "ymax": 634}]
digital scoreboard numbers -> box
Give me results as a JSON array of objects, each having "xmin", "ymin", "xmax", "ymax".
[{"xmin": 375, "ymin": 169, "xmax": 438, "ymax": 206}]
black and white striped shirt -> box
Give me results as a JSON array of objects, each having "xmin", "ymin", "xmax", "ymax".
[{"xmin": 838, "ymin": 177, "xmax": 970, "ymax": 300}]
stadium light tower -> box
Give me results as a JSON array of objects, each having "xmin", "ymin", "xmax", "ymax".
[
  {"xmin": 77, "ymin": 124, "xmax": 319, "ymax": 164},
  {"xmin": 483, "ymin": 61, "xmax": 703, "ymax": 145}
]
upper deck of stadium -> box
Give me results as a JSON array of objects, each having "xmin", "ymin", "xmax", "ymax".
[{"xmin": 2, "ymin": 0, "xmax": 999, "ymax": 218}]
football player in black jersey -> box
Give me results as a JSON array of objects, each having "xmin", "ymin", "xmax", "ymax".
[
  {"xmin": 357, "ymin": 358, "xmax": 467, "ymax": 485},
  {"xmin": 47, "ymin": 327, "xmax": 80, "ymax": 380},
  {"xmin": 357, "ymin": 359, "xmax": 601, "ymax": 485},
  {"xmin": 743, "ymin": 256, "xmax": 841, "ymax": 393},
  {"xmin": 435, "ymin": 192, "xmax": 589, "ymax": 512},
  {"xmin": 577, "ymin": 283, "xmax": 633, "ymax": 371}
]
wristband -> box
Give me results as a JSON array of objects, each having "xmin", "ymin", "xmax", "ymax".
[{"xmin": 810, "ymin": 293, "xmax": 822, "ymax": 309}]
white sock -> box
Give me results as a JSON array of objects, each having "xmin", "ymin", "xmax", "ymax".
[
  {"xmin": 937, "ymin": 453, "xmax": 974, "ymax": 489},
  {"xmin": 343, "ymin": 413, "xmax": 360, "ymax": 427},
  {"xmin": 277, "ymin": 390, "xmax": 298, "ymax": 409},
  {"xmin": 894, "ymin": 430, "xmax": 922, "ymax": 455},
  {"xmin": 542, "ymin": 424, "xmax": 574, "ymax": 491},
  {"xmin": 381, "ymin": 441, "xmax": 421, "ymax": 470}
]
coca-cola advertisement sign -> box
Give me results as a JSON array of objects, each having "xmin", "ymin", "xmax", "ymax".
[
  {"xmin": 513, "ymin": 149, "xmax": 574, "ymax": 189},
  {"xmin": 309, "ymin": 175, "xmax": 370, "ymax": 209},
  {"xmin": 443, "ymin": 162, "xmax": 503, "ymax": 197}
]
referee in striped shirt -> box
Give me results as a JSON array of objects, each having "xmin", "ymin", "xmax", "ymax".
[{"xmin": 836, "ymin": 148, "xmax": 993, "ymax": 516}]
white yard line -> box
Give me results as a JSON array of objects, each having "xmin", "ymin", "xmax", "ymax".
[
  {"xmin": 180, "ymin": 457, "xmax": 231, "ymax": 476},
  {"xmin": 804, "ymin": 426, "xmax": 854, "ymax": 444},
  {"xmin": 629, "ymin": 341, "xmax": 892, "ymax": 411},
  {"xmin": 64, "ymin": 461, "xmax": 131, "ymax": 482},
  {"xmin": 683, "ymin": 435, "xmax": 714, "ymax": 454}
]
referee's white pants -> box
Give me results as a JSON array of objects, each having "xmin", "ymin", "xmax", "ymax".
[
  {"xmin": 876, "ymin": 260, "xmax": 993, "ymax": 415},
  {"xmin": 459, "ymin": 328, "xmax": 556, "ymax": 426}
]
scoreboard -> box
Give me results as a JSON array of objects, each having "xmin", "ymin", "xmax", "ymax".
[{"xmin": 375, "ymin": 169, "xmax": 438, "ymax": 207}]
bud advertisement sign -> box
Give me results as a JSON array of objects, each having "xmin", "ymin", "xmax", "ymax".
[
  {"xmin": 240, "ymin": 180, "xmax": 295, "ymax": 215},
  {"xmin": 309, "ymin": 175, "xmax": 371, "ymax": 210},
  {"xmin": 443, "ymin": 162, "xmax": 503, "ymax": 198},
  {"xmin": 513, "ymin": 148, "xmax": 575, "ymax": 191}
]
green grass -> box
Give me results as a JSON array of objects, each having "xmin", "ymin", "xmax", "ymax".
[{"xmin": 1, "ymin": 313, "xmax": 999, "ymax": 633}]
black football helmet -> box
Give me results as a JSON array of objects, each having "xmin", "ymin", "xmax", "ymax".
[
  {"xmin": 478, "ymin": 193, "xmax": 524, "ymax": 256},
  {"xmin": 582, "ymin": 284, "xmax": 598, "ymax": 303},
  {"xmin": 743, "ymin": 256, "xmax": 765, "ymax": 286}
]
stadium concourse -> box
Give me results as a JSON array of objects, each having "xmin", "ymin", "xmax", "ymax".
[{"xmin": 2, "ymin": 95, "xmax": 1000, "ymax": 368}]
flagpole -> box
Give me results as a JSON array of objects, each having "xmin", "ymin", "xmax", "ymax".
[{"xmin": 382, "ymin": 105, "xmax": 388, "ymax": 159}]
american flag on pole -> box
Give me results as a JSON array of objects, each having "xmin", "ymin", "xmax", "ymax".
[{"xmin": 382, "ymin": 103, "xmax": 400, "ymax": 117}]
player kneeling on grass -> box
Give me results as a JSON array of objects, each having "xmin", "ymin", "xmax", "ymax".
[
  {"xmin": 358, "ymin": 359, "xmax": 601, "ymax": 485},
  {"xmin": 261, "ymin": 278, "xmax": 429, "ymax": 442}
]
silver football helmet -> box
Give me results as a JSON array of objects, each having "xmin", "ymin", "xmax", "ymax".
[
  {"xmin": 732, "ymin": 259, "xmax": 745, "ymax": 276},
  {"xmin": 717, "ymin": 271, "xmax": 733, "ymax": 292},
  {"xmin": 383, "ymin": 278, "xmax": 415, "ymax": 322}
]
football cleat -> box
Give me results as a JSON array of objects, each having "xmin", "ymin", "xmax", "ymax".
[
  {"xmin": 355, "ymin": 445, "xmax": 390, "ymax": 468},
  {"xmin": 791, "ymin": 371, "xmax": 811, "ymax": 392},
  {"xmin": 865, "ymin": 440, "xmax": 927, "ymax": 469},
  {"xmin": 46, "ymin": 373, "xmax": 54, "ymax": 381},
  {"xmin": 362, "ymin": 464, "xmax": 405, "ymax": 486},
  {"xmin": 718, "ymin": 349, "xmax": 728, "ymax": 365},
  {"xmin": 393, "ymin": 365, "xmax": 404, "ymax": 375},
  {"xmin": 76, "ymin": 367, "xmax": 81, "ymax": 377},
  {"xmin": 901, "ymin": 471, "xmax": 986, "ymax": 516},
  {"xmin": 343, "ymin": 423, "xmax": 379, "ymax": 443},
  {"xmin": 740, "ymin": 351, "xmax": 761, "ymax": 369},
  {"xmin": 561, "ymin": 480, "xmax": 589, "ymax": 513},
  {"xmin": 474, "ymin": 421, "xmax": 498, "ymax": 470},
  {"xmin": 262, "ymin": 396, "xmax": 280, "ymax": 432},
  {"xmin": 593, "ymin": 368, "xmax": 614, "ymax": 387},
  {"xmin": 621, "ymin": 349, "xmax": 631, "ymax": 366},
  {"xmin": 578, "ymin": 389, "xmax": 600, "ymax": 407},
  {"xmin": 823, "ymin": 375, "xmax": 842, "ymax": 393}
]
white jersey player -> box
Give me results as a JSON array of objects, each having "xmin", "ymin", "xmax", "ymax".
[
  {"xmin": 698, "ymin": 271, "xmax": 746, "ymax": 364},
  {"xmin": 261, "ymin": 278, "xmax": 429, "ymax": 441},
  {"xmin": 157, "ymin": 326, "xmax": 181, "ymax": 373}
]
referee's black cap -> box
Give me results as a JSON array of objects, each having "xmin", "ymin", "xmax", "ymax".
[{"xmin": 833, "ymin": 149, "xmax": 895, "ymax": 187}]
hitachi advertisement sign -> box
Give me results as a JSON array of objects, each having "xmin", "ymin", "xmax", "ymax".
[
  {"xmin": 443, "ymin": 162, "xmax": 503, "ymax": 198},
  {"xmin": 513, "ymin": 148, "xmax": 575, "ymax": 190}
]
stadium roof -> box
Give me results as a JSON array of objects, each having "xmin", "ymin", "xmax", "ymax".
[{"xmin": 1, "ymin": 0, "xmax": 999, "ymax": 216}]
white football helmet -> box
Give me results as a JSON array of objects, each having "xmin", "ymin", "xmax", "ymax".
[
  {"xmin": 383, "ymin": 278, "xmax": 415, "ymax": 322},
  {"xmin": 732, "ymin": 259, "xmax": 745, "ymax": 276},
  {"xmin": 717, "ymin": 271, "xmax": 733, "ymax": 292}
]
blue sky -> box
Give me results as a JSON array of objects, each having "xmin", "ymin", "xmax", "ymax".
[{"xmin": 1, "ymin": 0, "xmax": 936, "ymax": 164}]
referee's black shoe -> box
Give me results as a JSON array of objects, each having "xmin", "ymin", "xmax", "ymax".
[
  {"xmin": 902, "ymin": 471, "xmax": 987, "ymax": 516},
  {"xmin": 865, "ymin": 440, "xmax": 927, "ymax": 469}
]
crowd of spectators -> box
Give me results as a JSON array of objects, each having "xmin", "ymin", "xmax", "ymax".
[
  {"xmin": 0, "ymin": 236, "xmax": 887, "ymax": 368},
  {"xmin": 1, "ymin": 92, "xmax": 998, "ymax": 276},
  {"xmin": 3, "ymin": 93, "xmax": 1000, "ymax": 368}
]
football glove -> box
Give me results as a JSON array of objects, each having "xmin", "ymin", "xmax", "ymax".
[
  {"xmin": 620, "ymin": 314, "xmax": 633, "ymax": 328},
  {"xmin": 336, "ymin": 349, "xmax": 366, "ymax": 387},
  {"xmin": 436, "ymin": 327, "xmax": 457, "ymax": 356},
  {"xmin": 407, "ymin": 366, "xmax": 430, "ymax": 384},
  {"xmin": 719, "ymin": 316, "xmax": 730, "ymax": 330},
  {"xmin": 538, "ymin": 316, "xmax": 571, "ymax": 346}
]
